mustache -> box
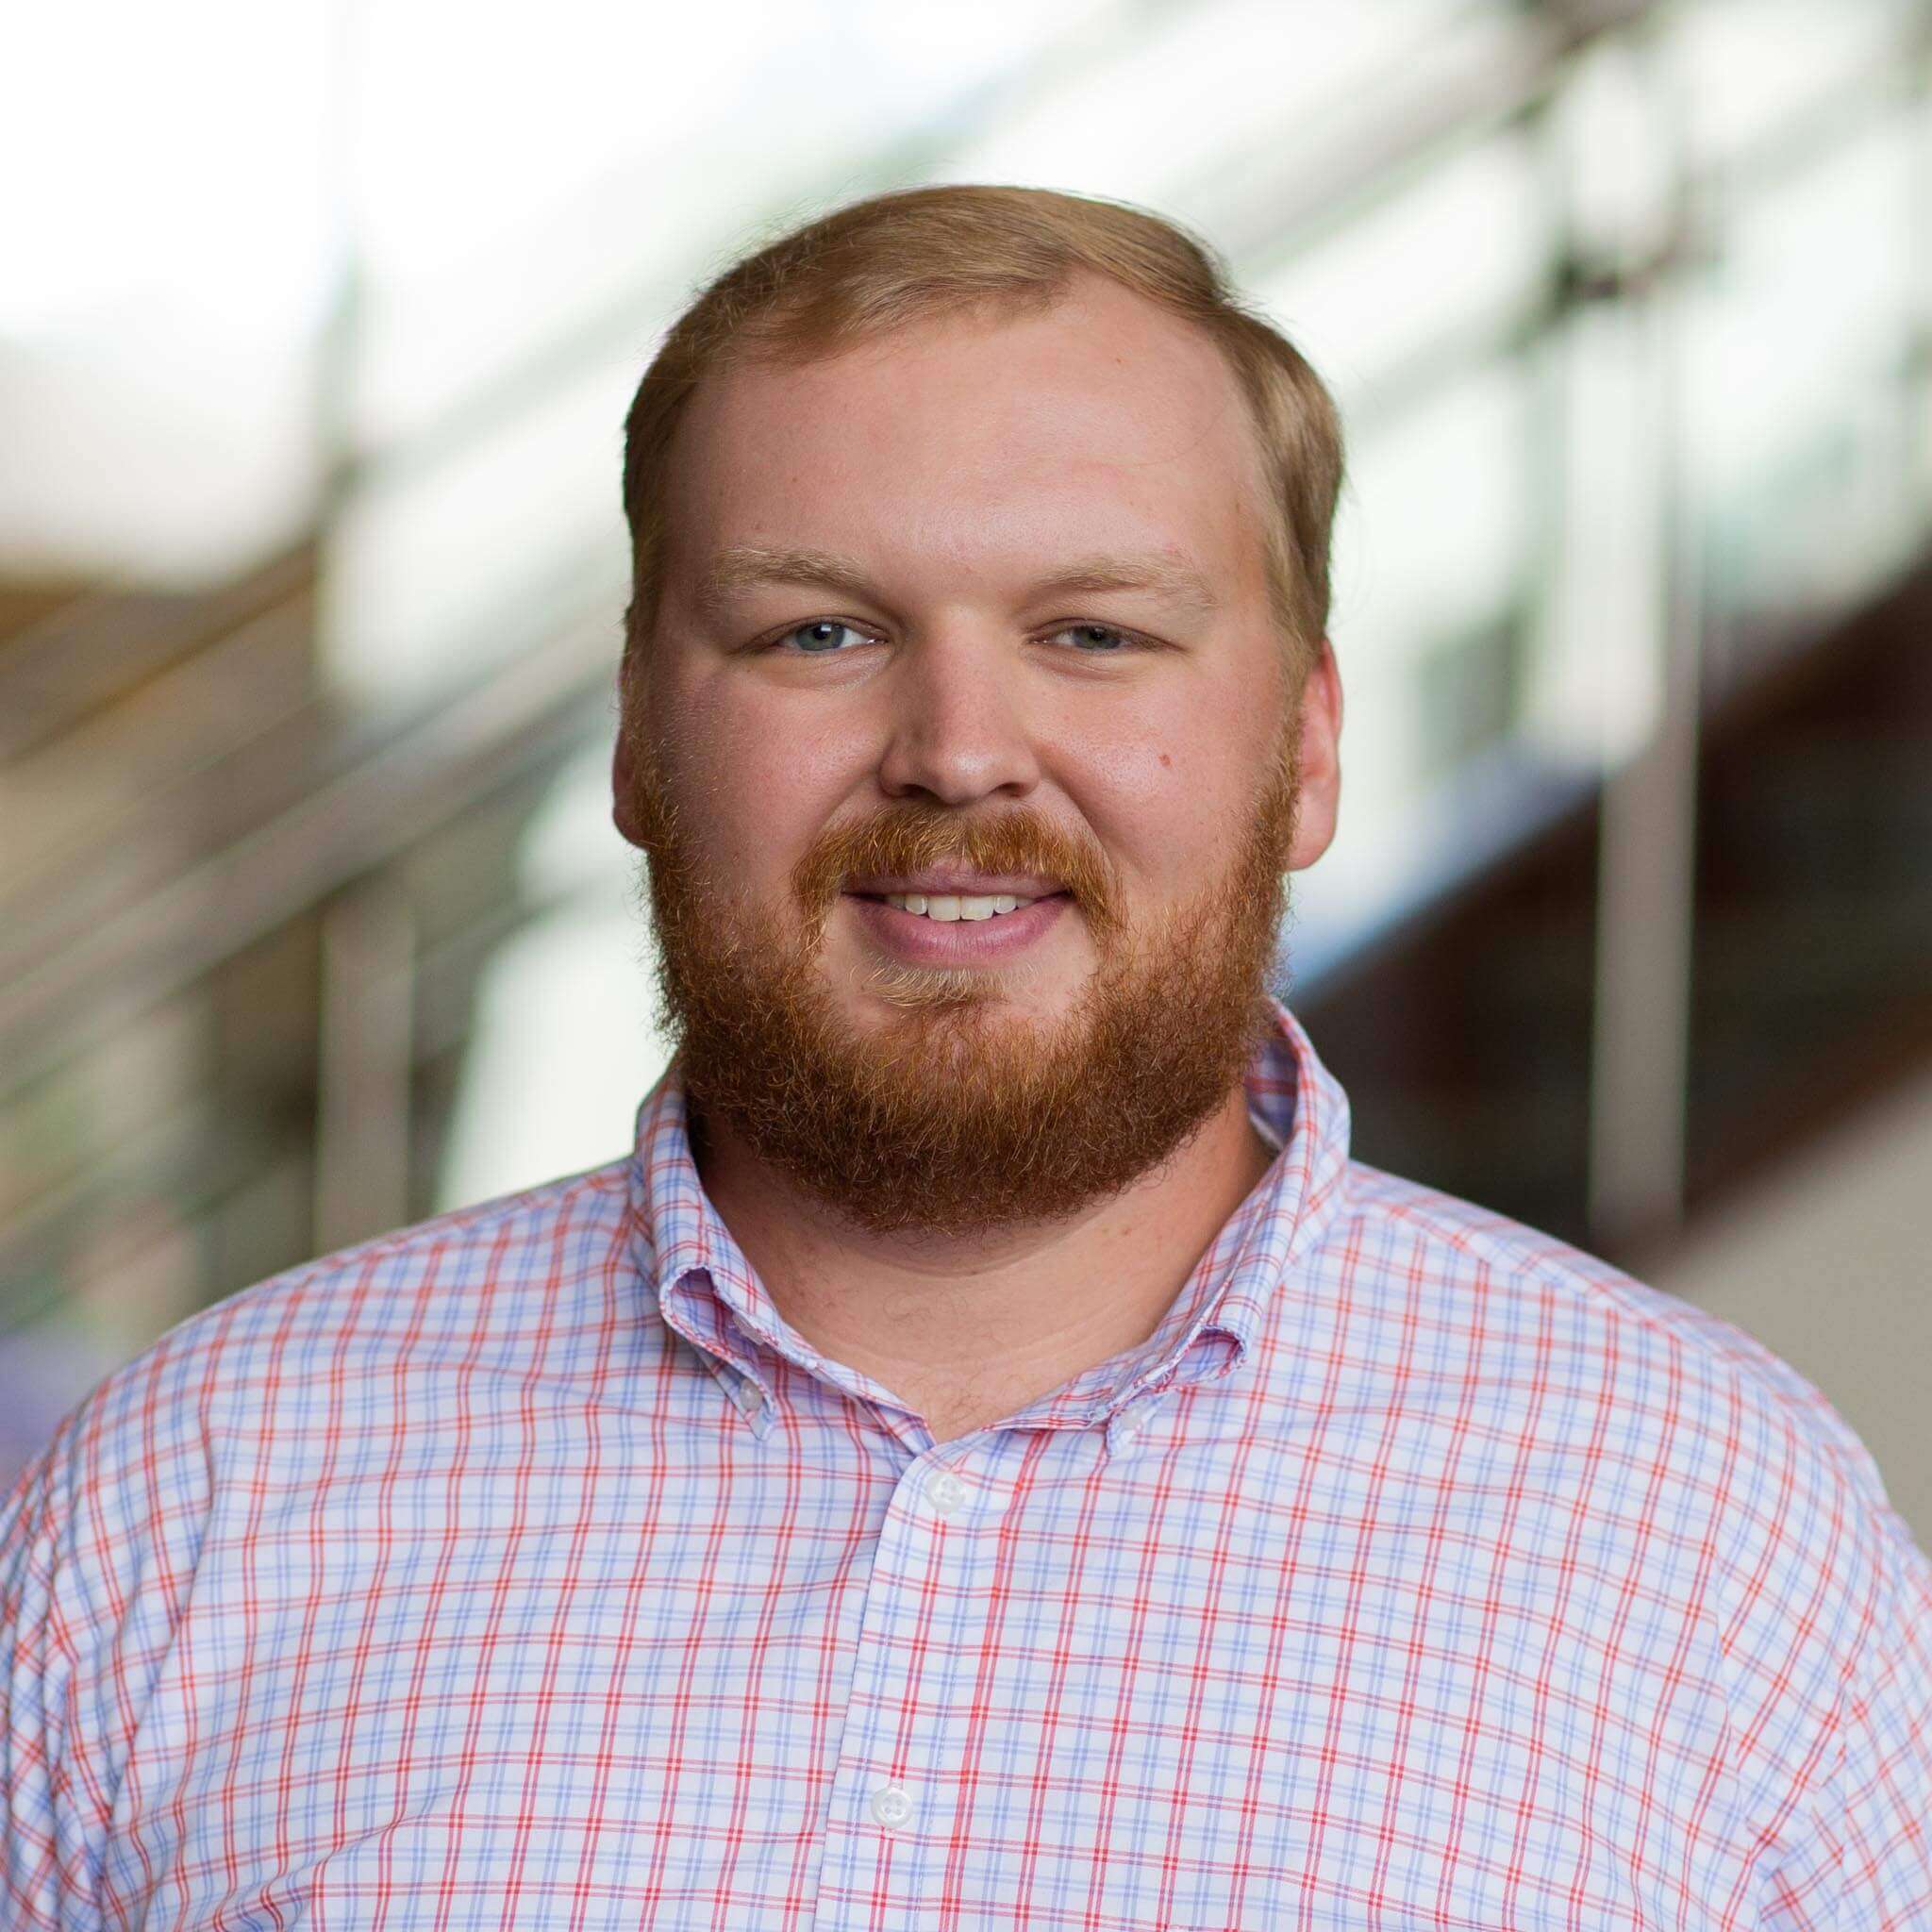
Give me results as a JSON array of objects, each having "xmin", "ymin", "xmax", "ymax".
[{"xmin": 791, "ymin": 803, "xmax": 1125, "ymax": 942}]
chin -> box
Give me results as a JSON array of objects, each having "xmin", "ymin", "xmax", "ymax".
[{"xmin": 841, "ymin": 959, "xmax": 1079, "ymax": 1029}]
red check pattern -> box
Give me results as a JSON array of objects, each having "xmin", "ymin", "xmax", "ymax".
[{"xmin": 5, "ymin": 1002, "xmax": 1930, "ymax": 1929}]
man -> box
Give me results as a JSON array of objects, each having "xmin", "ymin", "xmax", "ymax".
[{"xmin": 4, "ymin": 185, "xmax": 1928, "ymax": 1929}]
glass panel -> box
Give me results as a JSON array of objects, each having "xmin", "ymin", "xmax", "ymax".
[
  {"xmin": 434, "ymin": 742, "xmax": 670, "ymax": 1209},
  {"xmin": 1291, "ymin": 358, "xmax": 1533, "ymax": 952},
  {"xmin": 1254, "ymin": 128, "xmax": 1547, "ymax": 413},
  {"xmin": 350, "ymin": 0, "xmax": 1123, "ymax": 446},
  {"xmin": 322, "ymin": 345, "xmax": 634, "ymax": 704},
  {"xmin": 947, "ymin": 0, "xmax": 1471, "ymax": 209},
  {"xmin": 1671, "ymin": 0, "xmax": 1908, "ymax": 172},
  {"xmin": 1686, "ymin": 114, "xmax": 1918, "ymax": 628},
  {"xmin": 0, "ymin": 0, "xmax": 331, "ymax": 579}
]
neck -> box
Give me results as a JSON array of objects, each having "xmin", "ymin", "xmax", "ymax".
[{"xmin": 692, "ymin": 1081, "xmax": 1276, "ymax": 1444}]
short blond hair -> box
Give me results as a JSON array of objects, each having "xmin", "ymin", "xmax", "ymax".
[{"xmin": 621, "ymin": 183, "xmax": 1343, "ymax": 678}]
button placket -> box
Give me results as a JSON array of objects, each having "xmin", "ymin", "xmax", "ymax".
[{"xmin": 814, "ymin": 1452, "xmax": 1011, "ymax": 1895}]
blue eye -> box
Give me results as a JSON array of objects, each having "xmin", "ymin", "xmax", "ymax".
[
  {"xmin": 768, "ymin": 619, "xmax": 1143, "ymax": 655},
  {"xmin": 777, "ymin": 620, "xmax": 866, "ymax": 654},
  {"xmin": 1058, "ymin": 625, "xmax": 1128, "ymax": 657}
]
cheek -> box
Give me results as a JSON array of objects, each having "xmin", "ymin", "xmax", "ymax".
[
  {"xmin": 666, "ymin": 685, "xmax": 868, "ymax": 889},
  {"xmin": 1066, "ymin": 748, "xmax": 1225, "ymax": 900},
  {"xmin": 1061, "ymin": 691, "xmax": 1272, "ymax": 891}
]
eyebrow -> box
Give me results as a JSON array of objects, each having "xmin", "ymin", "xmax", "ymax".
[{"xmin": 691, "ymin": 544, "xmax": 1222, "ymax": 625}]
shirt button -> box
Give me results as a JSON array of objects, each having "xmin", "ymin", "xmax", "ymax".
[
  {"xmin": 736, "ymin": 1382, "xmax": 763, "ymax": 1414},
  {"xmin": 924, "ymin": 1470, "xmax": 968, "ymax": 1519},
  {"xmin": 869, "ymin": 1783, "xmax": 914, "ymax": 1828}
]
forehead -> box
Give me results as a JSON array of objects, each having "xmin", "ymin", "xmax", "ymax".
[{"xmin": 660, "ymin": 275, "xmax": 1273, "ymax": 594}]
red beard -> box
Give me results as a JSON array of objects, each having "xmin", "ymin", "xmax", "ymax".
[{"xmin": 625, "ymin": 725, "xmax": 1301, "ymax": 1238}]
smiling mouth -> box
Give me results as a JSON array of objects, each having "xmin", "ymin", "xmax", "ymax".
[
  {"xmin": 850, "ymin": 889, "xmax": 1065, "ymax": 924},
  {"xmin": 839, "ymin": 887, "xmax": 1074, "ymax": 968}
]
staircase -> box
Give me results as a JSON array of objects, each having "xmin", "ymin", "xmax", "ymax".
[
  {"xmin": 0, "ymin": 543, "xmax": 618, "ymax": 1345},
  {"xmin": 1299, "ymin": 551, "xmax": 1932, "ymax": 1272}
]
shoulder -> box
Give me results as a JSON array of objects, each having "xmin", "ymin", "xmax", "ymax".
[
  {"xmin": 1320, "ymin": 1162, "xmax": 1932, "ymax": 1907},
  {"xmin": 2, "ymin": 1157, "xmax": 641, "ymax": 1602},
  {"xmin": 1337, "ymin": 1158, "xmax": 1890, "ymax": 1499},
  {"xmin": 0, "ymin": 1160, "xmax": 636, "ymax": 1924},
  {"xmin": 1323, "ymin": 1158, "xmax": 1908, "ymax": 1599},
  {"xmin": 1328, "ymin": 1159, "xmax": 1914, "ymax": 1669}
]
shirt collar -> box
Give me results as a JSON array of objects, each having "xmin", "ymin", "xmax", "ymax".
[{"xmin": 626, "ymin": 997, "xmax": 1352, "ymax": 1430}]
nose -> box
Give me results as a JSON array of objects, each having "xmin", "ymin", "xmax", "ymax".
[{"xmin": 874, "ymin": 628, "xmax": 1042, "ymax": 807}]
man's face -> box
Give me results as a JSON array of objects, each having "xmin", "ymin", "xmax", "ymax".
[{"xmin": 616, "ymin": 274, "xmax": 1341, "ymax": 1235}]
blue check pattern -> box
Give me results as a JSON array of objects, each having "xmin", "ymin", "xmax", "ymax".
[{"xmin": 5, "ymin": 1001, "xmax": 1930, "ymax": 1928}]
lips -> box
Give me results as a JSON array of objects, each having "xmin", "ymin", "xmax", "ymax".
[
  {"xmin": 875, "ymin": 889, "xmax": 1045, "ymax": 922},
  {"xmin": 843, "ymin": 888, "xmax": 1071, "ymax": 964}
]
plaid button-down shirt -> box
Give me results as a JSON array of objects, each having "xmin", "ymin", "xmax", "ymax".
[{"xmin": 6, "ymin": 1002, "xmax": 1930, "ymax": 1929}]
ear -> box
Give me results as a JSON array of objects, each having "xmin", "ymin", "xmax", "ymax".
[
  {"xmin": 1287, "ymin": 637, "xmax": 1342, "ymax": 872},
  {"xmin": 611, "ymin": 651, "xmax": 652, "ymax": 852}
]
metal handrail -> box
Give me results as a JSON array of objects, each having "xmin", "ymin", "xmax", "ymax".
[
  {"xmin": 0, "ymin": 544, "xmax": 317, "ymax": 765},
  {"xmin": 0, "ymin": 567, "xmax": 624, "ymax": 1106}
]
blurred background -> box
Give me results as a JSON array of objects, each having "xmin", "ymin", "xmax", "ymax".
[{"xmin": 2, "ymin": 0, "xmax": 1928, "ymax": 1534}]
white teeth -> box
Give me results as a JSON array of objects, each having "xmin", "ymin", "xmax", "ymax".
[{"xmin": 881, "ymin": 891, "xmax": 1039, "ymax": 920}]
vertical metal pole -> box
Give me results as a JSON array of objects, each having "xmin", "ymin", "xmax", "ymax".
[
  {"xmin": 1584, "ymin": 34, "xmax": 1701, "ymax": 1257},
  {"xmin": 313, "ymin": 880, "xmax": 415, "ymax": 1251},
  {"xmin": 315, "ymin": 0, "xmax": 364, "ymax": 521},
  {"xmin": 1587, "ymin": 323, "xmax": 1699, "ymax": 1250},
  {"xmin": 308, "ymin": 0, "xmax": 412, "ymax": 1257},
  {"xmin": 1909, "ymin": 1, "xmax": 1932, "ymax": 517}
]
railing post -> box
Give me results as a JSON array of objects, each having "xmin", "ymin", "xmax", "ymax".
[{"xmin": 313, "ymin": 876, "xmax": 415, "ymax": 1254}]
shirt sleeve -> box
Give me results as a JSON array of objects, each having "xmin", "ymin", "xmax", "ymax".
[
  {"xmin": 1839, "ymin": 1515, "xmax": 1932, "ymax": 1926},
  {"xmin": 1, "ymin": 1338, "xmax": 217, "ymax": 1932},
  {"xmin": 0, "ymin": 1427, "xmax": 111, "ymax": 1931},
  {"xmin": 1747, "ymin": 1487, "xmax": 1932, "ymax": 1929}
]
